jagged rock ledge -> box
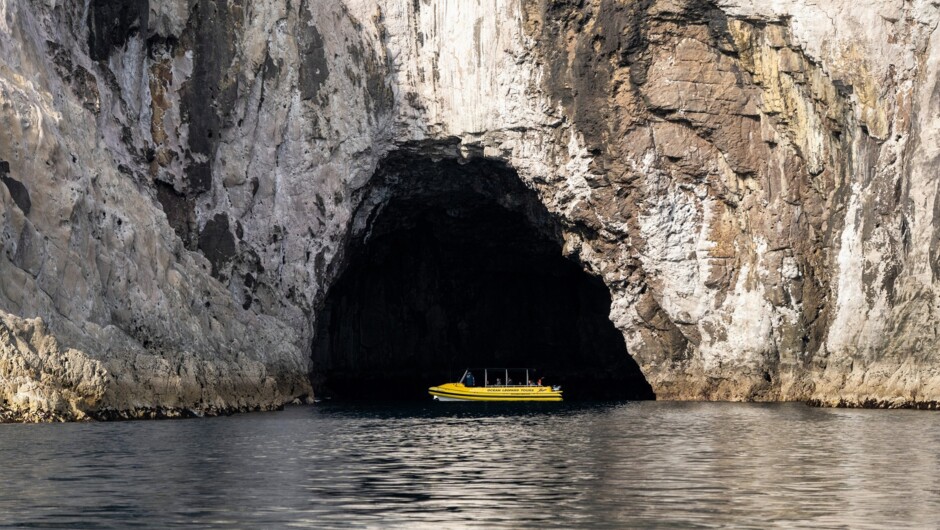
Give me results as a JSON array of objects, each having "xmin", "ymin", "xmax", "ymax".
[
  {"xmin": 808, "ymin": 399, "xmax": 940, "ymax": 411},
  {"xmin": 0, "ymin": 403, "xmax": 303, "ymax": 423}
]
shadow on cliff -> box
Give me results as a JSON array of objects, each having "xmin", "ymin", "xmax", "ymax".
[{"xmin": 311, "ymin": 147, "xmax": 654, "ymax": 401}]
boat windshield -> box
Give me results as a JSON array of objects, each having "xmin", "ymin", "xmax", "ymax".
[{"xmin": 458, "ymin": 370, "xmax": 478, "ymax": 387}]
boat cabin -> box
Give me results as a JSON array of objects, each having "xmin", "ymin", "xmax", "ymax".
[{"xmin": 459, "ymin": 368, "xmax": 546, "ymax": 388}]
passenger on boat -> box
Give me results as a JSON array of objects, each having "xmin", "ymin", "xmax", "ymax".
[
  {"xmin": 496, "ymin": 378, "xmax": 502, "ymax": 386},
  {"xmin": 537, "ymin": 377, "xmax": 543, "ymax": 386},
  {"xmin": 465, "ymin": 372, "xmax": 476, "ymax": 387}
]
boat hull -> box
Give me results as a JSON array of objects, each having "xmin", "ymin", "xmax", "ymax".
[
  {"xmin": 432, "ymin": 395, "xmax": 467, "ymax": 402},
  {"xmin": 429, "ymin": 383, "xmax": 562, "ymax": 402}
]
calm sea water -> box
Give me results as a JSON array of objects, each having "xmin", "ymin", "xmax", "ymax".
[{"xmin": 1, "ymin": 401, "xmax": 938, "ymax": 528}]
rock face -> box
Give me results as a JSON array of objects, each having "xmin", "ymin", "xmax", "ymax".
[{"xmin": 1, "ymin": 0, "xmax": 939, "ymax": 420}]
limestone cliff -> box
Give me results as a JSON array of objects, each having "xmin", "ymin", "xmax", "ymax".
[{"xmin": 0, "ymin": 0, "xmax": 938, "ymax": 420}]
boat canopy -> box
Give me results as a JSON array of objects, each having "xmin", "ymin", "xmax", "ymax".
[{"xmin": 458, "ymin": 368, "xmax": 546, "ymax": 387}]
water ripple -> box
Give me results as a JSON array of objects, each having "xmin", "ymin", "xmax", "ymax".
[{"xmin": 1, "ymin": 402, "xmax": 938, "ymax": 528}]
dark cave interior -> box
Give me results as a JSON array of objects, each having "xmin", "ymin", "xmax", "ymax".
[{"xmin": 311, "ymin": 152, "xmax": 654, "ymax": 401}]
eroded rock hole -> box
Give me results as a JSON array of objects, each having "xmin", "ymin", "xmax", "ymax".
[{"xmin": 312, "ymin": 152, "xmax": 653, "ymax": 401}]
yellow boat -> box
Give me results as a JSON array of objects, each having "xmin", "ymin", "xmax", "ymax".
[{"xmin": 429, "ymin": 369, "xmax": 563, "ymax": 402}]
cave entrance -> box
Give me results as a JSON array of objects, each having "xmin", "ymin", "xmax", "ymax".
[{"xmin": 311, "ymin": 150, "xmax": 654, "ymax": 401}]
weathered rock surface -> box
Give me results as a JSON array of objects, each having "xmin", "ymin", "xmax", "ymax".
[{"xmin": 1, "ymin": 0, "xmax": 939, "ymax": 420}]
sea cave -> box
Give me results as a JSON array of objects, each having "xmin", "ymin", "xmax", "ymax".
[{"xmin": 311, "ymin": 151, "xmax": 654, "ymax": 401}]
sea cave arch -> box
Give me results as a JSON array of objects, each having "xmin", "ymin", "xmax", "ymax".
[{"xmin": 311, "ymin": 147, "xmax": 654, "ymax": 401}]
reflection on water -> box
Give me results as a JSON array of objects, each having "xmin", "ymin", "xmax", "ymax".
[{"xmin": 1, "ymin": 401, "xmax": 938, "ymax": 528}]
